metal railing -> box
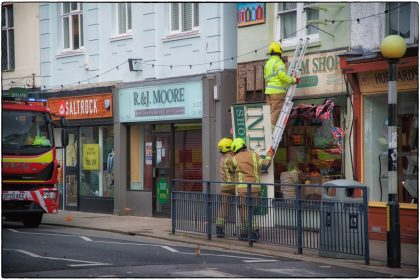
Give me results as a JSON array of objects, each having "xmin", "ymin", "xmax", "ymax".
[{"xmin": 171, "ymin": 179, "xmax": 369, "ymax": 265}]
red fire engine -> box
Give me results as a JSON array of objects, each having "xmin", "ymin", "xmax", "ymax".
[{"xmin": 2, "ymin": 92, "xmax": 68, "ymax": 227}]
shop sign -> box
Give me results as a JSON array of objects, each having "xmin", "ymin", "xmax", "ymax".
[
  {"xmin": 157, "ymin": 177, "xmax": 169, "ymax": 205},
  {"xmin": 83, "ymin": 144, "xmax": 99, "ymax": 170},
  {"xmin": 237, "ymin": 3, "xmax": 265, "ymax": 27},
  {"xmin": 358, "ymin": 66, "xmax": 418, "ymax": 94},
  {"xmin": 47, "ymin": 93, "xmax": 113, "ymax": 120},
  {"xmin": 231, "ymin": 103, "xmax": 274, "ymax": 207},
  {"xmin": 119, "ymin": 81, "xmax": 203, "ymax": 122},
  {"xmin": 294, "ymin": 50, "xmax": 346, "ymax": 97}
]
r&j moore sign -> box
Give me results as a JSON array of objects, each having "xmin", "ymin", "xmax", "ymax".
[{"xmin": 119, "ymin": 81, "xmax": 203, "ymax": 122}]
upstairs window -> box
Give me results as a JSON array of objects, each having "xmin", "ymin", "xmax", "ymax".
[
  {"xmin": 62, "ymin": 2, "xmax": 84, "ymax": 50},
  {"xmin": 117, "ymin": 3, "xmax": 132, "ymax": 34},
  {"xmin": 170, "ymin": 3, "xmax": 199, "ymax": 33},
  {"xmin": 2, "ymin": 5, "xmax": 14, "ymax": 71},
  {"xmin": 386, "ymin": 2, "xmax": 418, "ymax": 43},
  {"xmin": 276, "ymin": 2, "xmax": 319, "ymax": 45}
]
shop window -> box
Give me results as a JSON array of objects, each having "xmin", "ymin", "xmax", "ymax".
[
  {"xmin": 274, "ymin": 101, "xmax": 343, "ymax": 199},
  {"xmin": 364, "ymin": 93, "xmax": 418, "ymax": 203},
  {"xmin": 80, "ymin": 126, "xmax": 114, "ymax": 198},
  {"xmin": 62, "ymin": 2, "xmax": 84, "ymax": 50},
  {"xmin": 174, "ymin": 123, "xmax": 202, "ymax": 191},
  {"xmin": 1, "ymin": 4, "xmax": 14, "ymax": 71},
  {"xmin": 129, "ymin": 125, "xmax": 146, "ymax": 190}
]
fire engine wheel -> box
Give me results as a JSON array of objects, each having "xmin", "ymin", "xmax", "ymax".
[{"xmin": 22, "ymin": 213, "xmax": 43, "ymax": 228}]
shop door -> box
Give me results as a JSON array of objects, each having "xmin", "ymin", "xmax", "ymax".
[
  {"xmin": 153, "ymin": 133, "xmax": 171, "ymax": 217},
  {"xmin": 64, "ymin": 128, "xmax": 78, "ymax": 210}
]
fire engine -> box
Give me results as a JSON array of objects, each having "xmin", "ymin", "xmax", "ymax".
[{"xmin": 2, "ymin": 91, "xmax": 68, "ymax": 227}]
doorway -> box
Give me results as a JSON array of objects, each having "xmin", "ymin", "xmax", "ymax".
[
  {"xmin": 152, "ymin": 132, "xmax": 171, "ymax": 217},
  {"xmin": 64, "ymin": 128, "xmax": 78, "ymax": 210}
]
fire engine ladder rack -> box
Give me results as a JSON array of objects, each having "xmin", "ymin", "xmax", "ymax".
[{"xmin": 271, "ymin": 37, "xmax": 310, "ymax": 153}]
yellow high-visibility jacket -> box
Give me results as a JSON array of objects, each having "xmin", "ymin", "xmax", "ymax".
[
  {"xmin": 264, "ymin": 55, "xmax": 295, "ymax": 95},
  {"xmin": 230, "ymin": 149, "xmax": 272, "ymax": 190}
]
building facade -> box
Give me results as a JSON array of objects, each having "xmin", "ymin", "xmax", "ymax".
[
  {"xmin": 236, "ymin": 3, "xmax": 352, "ymax": 198},
  {"xmin": 339, "ymin": 2, "xmax": 418, "ymax": 243},
  {"xmin": 39, "ymin": 2, "xmax": 237, "ymax": 216},
  {"xmin": 2, "ymin": 3, "xmax": 41, "ymax": 92}
]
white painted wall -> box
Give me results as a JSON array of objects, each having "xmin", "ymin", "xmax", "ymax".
[{"xmin": 39, "ymin": 3, "xmax": 237, "ymax": 90}]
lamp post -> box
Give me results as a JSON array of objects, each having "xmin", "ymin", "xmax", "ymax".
[{"xmin": 380, "ymin": 35, "xmax": 407, "ymax": 268}]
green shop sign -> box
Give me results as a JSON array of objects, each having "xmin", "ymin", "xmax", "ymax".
[{"xmin": 157, "ymin": 177, "xmax": 169, "ymax": 205}]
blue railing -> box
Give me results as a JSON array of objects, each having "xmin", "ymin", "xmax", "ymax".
[{"xmin": 171, "ymin": 179, "xmax": 370, "ymax": 265}]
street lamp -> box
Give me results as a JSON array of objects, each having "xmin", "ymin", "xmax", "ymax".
[{"xmin": 380, "ymin": 35, "xmax": 407, "ymax": 268}]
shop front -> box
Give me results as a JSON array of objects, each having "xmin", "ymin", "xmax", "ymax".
[
  {"xmin": 114, "ymin": 73, "xmax": 236, "ymax": 217},
  {"xmin": 46, "ymin": 88, "xmax": 115, "ymax": 214},
  {"xmin": 339, "ymin": 48, "xmax": 418, "ymax": 243},
  {"xmin": 237, "ymin": 49, "xmax": 349, "ymax": 199}
]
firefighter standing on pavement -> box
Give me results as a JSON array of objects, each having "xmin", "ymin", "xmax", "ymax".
[
  {"xmin": 229, "ymin": 138, "xmax": 274, "ymax": 240},
  {"xmin": 215, "ymin": 138, "xmax": 235, "ymax": 238},
  {"xmin": 264, "ymin": 41, "xmax": 300, "ymax": 128}
]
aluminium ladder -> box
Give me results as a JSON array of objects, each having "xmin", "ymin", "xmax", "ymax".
[{"xmin": 270, "ymin": 38, "xmax": 310, "ymax": 154}]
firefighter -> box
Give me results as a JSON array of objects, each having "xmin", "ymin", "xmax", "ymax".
[
  {"xmin": 229, "ymin": 138, "xmax": 274, "ymax": 240},
  {"xmin": 264, "ymin": 41, "xmax": 300, "ymax": 128},
  {"xmin": 215, "ymin": 137, "xmax": 235, "ymax": 238}
]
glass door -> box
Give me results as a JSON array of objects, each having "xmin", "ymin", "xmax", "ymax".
[
  {"xmin": 65, "ymin": 128, "xmax": 78, "ymax": 209},
  {"xmin": 153, "ymin": 133, "xmax": 171, "ymax": 217}
]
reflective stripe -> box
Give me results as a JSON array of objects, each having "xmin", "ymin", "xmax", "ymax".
[
  {"xmin": 232, "ymin": 157, "xmax": 243, "ymax": 183},
  {"xmin": 3, "ymin": 150, "xmax": 53, "ymax": 163},
  {"xmin": 252, "ymin": 153, "xmax": 260, "ymax": 183},
  {"xmin": 223, "ymin": 157, "xmax": 232, "ymax": 182},
  {"xmin": 266, "ymin": 85, "xmax": 288, "ymax": 90}
]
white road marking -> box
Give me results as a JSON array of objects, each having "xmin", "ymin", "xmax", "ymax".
[
  {"xmin": 3, "ymin": 248, "xmax": 111, "ymax": 267},
  {"xmin": 80, "ymin": 236, "xmax": 93, "ymax": 242},
  {"xmin": 7, "ymin": 229, "xmax": 93, "ymax": 241},
  {"xmin": 161, "ymin": 245, "xmax": 179, "ymax": 252}
]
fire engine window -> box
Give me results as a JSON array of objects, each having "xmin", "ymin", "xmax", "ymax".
[
  {"xmin": 2, "ymin": 111, "xmax": 52, "ymax": 149},
  {"xmin": 80, "ymin": 126, "xmax": 114, "ymax": 198}
]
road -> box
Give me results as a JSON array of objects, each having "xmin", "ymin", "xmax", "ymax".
[{"xmin": 2, "ymin": 223, "xmax": 393, "ymax": 278}]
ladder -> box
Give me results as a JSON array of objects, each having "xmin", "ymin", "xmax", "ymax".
[{"xmin": 270, "ymin": 38, "xmax": 310, "ymax": 153}]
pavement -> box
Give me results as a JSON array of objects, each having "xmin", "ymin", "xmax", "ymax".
[{"xmin": 41, "ymin": 210, "xmax": 418, "ymax": 278}]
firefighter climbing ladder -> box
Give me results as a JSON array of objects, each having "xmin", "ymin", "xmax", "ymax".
[{"xmin": 270, "ymin": 38, "xmax": 310, "ymax": 153}]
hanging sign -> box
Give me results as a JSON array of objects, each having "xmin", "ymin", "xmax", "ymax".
[
  {"xmin": 83, "ymin": 144, "xmax": 99, "ymax": 170},
  {"xmin": 294, "ymin": 50, "xmax": 347, "ymax": 97}
]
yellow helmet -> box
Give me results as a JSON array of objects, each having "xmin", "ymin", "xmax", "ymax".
[
  {"xmin": 231, "ymin": 138, "xmax": 246, "ymax": 153},
  {"xmin": 218, "ymin": 138, "xmax": 232, "ymax": 153},
  {"xmin": 267, "ymin": 41, "xmax": 283, "ymax": 55}
]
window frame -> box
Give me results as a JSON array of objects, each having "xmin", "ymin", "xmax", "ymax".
[
  {"xmin": 61, "ymin": 2, "xmax": 84, "ymax": 51},
  {"xmin": 116, "ymin": 2, "xmax": 132, "ymax": 35},
  {"xmin": 275, "ymin": 2, "xmax": 320, "ymax": 48},
  {"xmin": 2, "ymin": 4, "xmax": 14, "ymax": 71},
  {"xmin": 385, "ymin": 2, "xmax": 418, "ymax": 44},
  {"xmin": 169, "ymin": 3, "xmax": 199, "ymax": 35}
]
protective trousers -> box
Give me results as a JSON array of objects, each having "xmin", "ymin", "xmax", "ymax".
[
  {"xmin": 237, "ymin": 186, "xmax": 260, "ymax": 235},
  {"xmin": 215, "ymin": 185, "xmax": 236, "ymax": 228},
  {"xmin": 265, "ymin": 94, "xmax": 285, "ymax": 128}
]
